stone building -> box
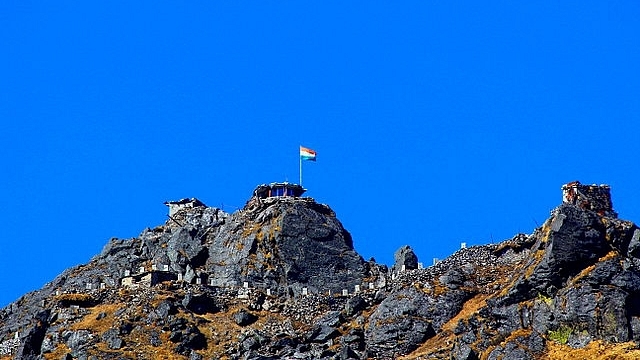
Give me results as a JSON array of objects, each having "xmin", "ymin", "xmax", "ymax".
[
  {"xmin": 252, "ymin": 182, "xmax": 306, "ymax": 199},
  {"xmin": 562, "ymin": 181, "xmax": 617, "ymax": 217},
  {"xmin": 164, "ymin": 198, "xmax": 206, "ymax": 217},
  {"xmin": 121, "ymin": 269, "xmax": 177, "ymax": 288}
]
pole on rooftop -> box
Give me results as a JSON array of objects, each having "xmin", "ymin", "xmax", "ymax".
[{"xmin": 299, "ymin": 151, "xmax": 303, "ymax": 186}]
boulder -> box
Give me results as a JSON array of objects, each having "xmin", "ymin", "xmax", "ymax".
[
  {"xmin": 14, "ymin": 310, "xmax": 50, "ymax": 358},
  {"xmin": 154, "ymin": 300, "xmax": 178, "ymax": 319},
  {"xmin": 451, "ymin": 341, "xmax": 479, "ymax": 360},
  {"xmin": 101, "ymin": 329, "xmax": 124, "ymax": 350},
  {"xmin": 233, "ymin": 309, "xmax": 258, "ymax": 326},
  {"xmin": 392, "ymin": 245, "xmax": 418, "ymax": 273},
  {"xmin": 365, "ymin": 287, "xmax": 436, "ymax": 357},
  {"xmin": 502, "ymin": 204, "xmax": 610, "ymax": 304},
  {"xmin": 337, "ymin": 345, "xmax": 360, "ymax": 359},
  {"xmin": 63, "ymin": 330, "xmax": 92, "ymax": 352},
  {"xmin": 182, "ymin": 293, "xmax": 218, "ymax": 315},
  {"xmin": 345, "ymin": 295, "xmax": 367, "ymax": 317}
]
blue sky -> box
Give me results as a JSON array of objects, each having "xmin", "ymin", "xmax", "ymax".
[{"xmin": 1, "ymin": 2, "xmax": 639, "ymax": 307}]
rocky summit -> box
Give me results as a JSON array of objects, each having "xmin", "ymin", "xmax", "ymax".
[{"xmin": 2, "ymin": 181, "xmax": 640, "ymax": 359}]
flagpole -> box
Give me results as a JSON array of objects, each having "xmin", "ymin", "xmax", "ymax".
[{"xmin": 299, "ymin": 151, "xmax": 303, "ymax": 186}]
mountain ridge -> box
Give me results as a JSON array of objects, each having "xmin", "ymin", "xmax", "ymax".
[{"xmin": 2, "ymin": 181, "xmax": 640, "ymax": 359}]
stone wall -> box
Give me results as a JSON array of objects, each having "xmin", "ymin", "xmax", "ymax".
[{"xmin": 562, "ymin": 181, "xmax": 616, "ymax": 217}]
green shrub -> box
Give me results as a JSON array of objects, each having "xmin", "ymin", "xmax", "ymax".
[
  {"xmin": 548, "ymin": 325, "xmax": 572, "ymax": 344},
  {"xmin": 537, "ymin": 292, "xmax": 553, "ymax": 306}
]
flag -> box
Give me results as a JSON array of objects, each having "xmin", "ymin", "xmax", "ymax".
[{"xmin": 300, "ymin": 146, "xmax": 317, "ymax": 161}]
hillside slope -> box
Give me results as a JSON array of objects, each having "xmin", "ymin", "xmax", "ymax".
[{"xmin": 1, "ymin": 182, "xmax": 640, "ymax": 359}]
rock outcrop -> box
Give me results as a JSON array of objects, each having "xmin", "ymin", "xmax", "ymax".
[
  {"xmin": 2, "ymin": 181, "xmax": 640, "ymax": 359},
  {"xmin": 391, "ymin": 245, "xmax": 418, "ymax": 274}
]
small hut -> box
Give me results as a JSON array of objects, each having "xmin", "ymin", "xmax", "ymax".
[
  {"xmin": 252, "ymin": 182, "xmax": 306, "ymax": 199},
  {"xmin": 561, "ymin": 181, "xmax": 616, "ymax": 217},
  {"xmin": 163, "ymin": 198, "xmax": 206, "ymax": 217}
]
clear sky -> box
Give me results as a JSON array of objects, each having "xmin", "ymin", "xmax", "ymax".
[{"xmin": 1, "ymin": 2, "xmax": 638, "ymax": 307}]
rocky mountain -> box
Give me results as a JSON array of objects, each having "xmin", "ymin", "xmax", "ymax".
[{"xmin": 2, "ymin": 181, "xmax": 640, "ymax": 359}]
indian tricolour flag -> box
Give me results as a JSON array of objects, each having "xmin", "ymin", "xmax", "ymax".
[{"xmin": 300, "ymin": 146, "xmax": 317, "ymax": 161}]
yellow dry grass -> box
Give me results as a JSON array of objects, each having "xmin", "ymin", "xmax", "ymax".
[
  {"xmin": 43, "ymin": 344, "xmax": 72, "ymax": 360},
  {"xmin": 53, "ymin": 293, "xmax": 93, "ymax": 303},
  {"xmin": 403, "ymin": 294, "xmax": 494, "ymax": 359},
  {"xmin": 542, "ymin": 340, "xmax": 640, "ymax": 360},
  {"xmin": 69, "ymin": 303, "xmax": 122, "ymax": 333},
  {"xmin": 569, "ymin": 250, "xmax": 618, "ymax": 285},
  {"xmin": 480, "ymin": 328, "xmax": 533, "ymax": 360},
  {"xmin": 399, "ymin": 330, "xmax": 454, "ymax": 359},
  {"xmin": 441, "ymin": 294, "xmax": 488, "ymax": 333},
  {"xmin": 190, "ymin": 304, "xmax": 292, "ymax": 359}
]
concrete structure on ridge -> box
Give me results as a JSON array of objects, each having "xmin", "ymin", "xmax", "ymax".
[
  {"xmin": 252, "ymin": 182, "xmax": 306, "ymax": 199},
  {"xmin": 121, "ymin": 267, "xmax": 177, "ymax": 288},
  {"xmin": 561, "ymin": 181, "xmax": 617, "ymax": 218},
  {"xmin": 164, "ymin": 198, "xmax": 206, "ymax": 217}
]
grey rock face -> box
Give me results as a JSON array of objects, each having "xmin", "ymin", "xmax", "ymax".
[
  {"xmin": 101, "ymin": 328, "xmax": 124, "ymax": 350},
  {"xmin": 502, "ymin": 204, "xmax": 611, "ymax": 303},
  {"xmin": 233, "ymin": 309, "xmax": 258, "ymax": 326},
  {"xmin": 392, "ymin": 245, "xmax": 418, "ymax": 273},
  {"xmin": 452, "ymin": 341, "xmax": 479, "ymax": 360},
  {"xmin": 149, "ymin": 330, "xmax": 161, "ymax": 347},
  {"xmin": 14, "ymin": 310, "xmax": 50, "ymax": 359},
  {"xmin": 182, "ymin": 292, "xmax": 218, "ymax": 315},
  {"xmin": 206, "ymin": 198, "xmax": 369, "ymax": 294},
  {"xmin": 307, "ymin": 325, "xmax": 340, "ymax": 343},
  {"xmin": 365, "ymin": 285, "xmax": 465, "ymax": 357},
  {"xmin": 337, "ymin": 345, "xmax": 359, "ymax": 360},
  {"xmin": 154, "ymin": 300, "xmax": 177, "ymax": 319},
  {"xmin": 628, "ymin": 229, "xmax": 640, "ymax": 257},
  {"xmin": 63, "ymin": 329, "xmax": 92, "ymax": 352},
  {"xmin": 317, "ymin": 311, "xmax": 343, "ymax": 328},
  {"xmin": 344, "ymin": 295, "xmax": 367, "ymax": 317}
]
